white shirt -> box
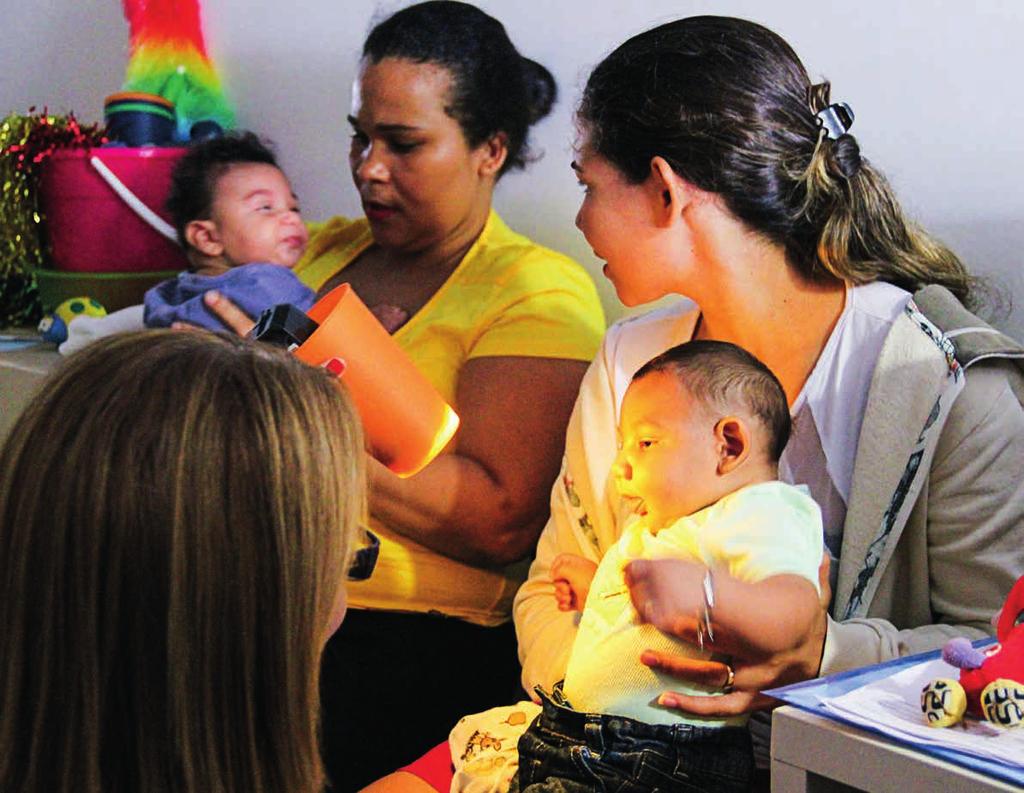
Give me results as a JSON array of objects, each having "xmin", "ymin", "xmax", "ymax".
[{"xmin": 779, "ymin": 281, "xmax": 911, "ymax": 590}]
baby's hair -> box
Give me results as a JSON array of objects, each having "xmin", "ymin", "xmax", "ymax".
[
  {"xmin": 634, "ymin": 340, "xmax": 791, "ymax": 462},
  {"xmin": 165, "ymin": 130, "xmax": 279, "ymax": 248}
]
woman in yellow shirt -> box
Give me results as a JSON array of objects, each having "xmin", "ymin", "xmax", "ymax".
[{"xmin": 206, "ymin": 2, "xmax": 605, "ymax": 787}]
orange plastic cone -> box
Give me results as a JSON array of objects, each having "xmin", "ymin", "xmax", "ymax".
[{"xmin": 294, "ymin": 284, "xmax": 459, "ymax": 477}]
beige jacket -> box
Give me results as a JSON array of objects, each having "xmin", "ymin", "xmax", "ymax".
[{"xmin": 514, "ymin": 286, "xmax": 1024, "ymax": 690}]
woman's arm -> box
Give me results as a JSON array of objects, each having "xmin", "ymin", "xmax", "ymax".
[
  {"xmin": 626, "ymin": 560, "xmax": 823, "ymax": 661},
  {"xmin": 513, "ymin": 329, "xmax": 626, "ymax": 691},
  {"xmin": 199, "ymin": 288, "xmax": 596, "ymax": 568},
  {"xmin": 367, "ymin": 355, "xmax": 589, "ymax": 567},
  {"xmin": 626, "ymin": 556, "xmax": 830, "ymax": 715}
]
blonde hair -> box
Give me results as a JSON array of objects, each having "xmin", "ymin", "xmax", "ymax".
[
  {"xmin": 793, "ymin": 81, "xmax": 975, "ymax": 303},
  {"xmin": 0, "ymin": 331, "xmax": 364, "ymax": 793}
]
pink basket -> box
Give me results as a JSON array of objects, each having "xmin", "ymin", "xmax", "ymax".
[{"xmin": 39, "ymin": 147, "xmax": 189, "ymax": 273}]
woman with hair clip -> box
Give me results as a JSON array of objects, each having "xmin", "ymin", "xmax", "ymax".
[
  {"xmin": 0, "ymin": 331, "xmax": 366, "ymax": 793},
  {"xmin": 205, "ymin": 2, "xmax": 604, "ymax": 789},
  {"xmin": 508, "ymin": 12, "xmax": 1024, "ymax": 789}
]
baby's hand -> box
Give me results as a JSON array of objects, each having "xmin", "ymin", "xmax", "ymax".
[
  {"xmin": 370, "ymin": 303, "xmax": 409, "ymax": 334},
  {"xmin": 551, "ymin": 553, "xmax": 598, "ymax": 612},
  {"xmin": 553, "ymin": 579, "xmax": 577, "ymax": 611}
]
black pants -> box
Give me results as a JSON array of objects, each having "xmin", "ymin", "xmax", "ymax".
[
  {"xmin": 511, "ymin": 685, "xmax": 754, "ymax": 793},
  {"xmin": 319, "ymin": 608, "xmax": 523, "ymax": 792}
]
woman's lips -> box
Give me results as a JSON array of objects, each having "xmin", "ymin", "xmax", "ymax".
[{"xmin": 364, "ymin": 201, "xmax": 397, "ymax": 222}]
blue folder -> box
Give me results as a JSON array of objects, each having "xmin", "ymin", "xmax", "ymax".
[{"xmin": 766, "ymin": 640, "xmax": 1023, "ymax": 787}]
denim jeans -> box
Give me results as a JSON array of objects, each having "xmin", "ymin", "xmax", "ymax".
[{"xmin": 510, "ymin": 685, "xmax": 754, "ymax": 793}]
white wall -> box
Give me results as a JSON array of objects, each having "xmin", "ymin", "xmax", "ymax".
[{"xmin": 5, "ymin": 0, "xmax": 1023, "ymax": 336}]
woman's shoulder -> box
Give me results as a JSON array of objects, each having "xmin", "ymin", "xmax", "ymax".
[
  {"xmin": 874, "ymin": 285, "xmax": 1024, "ymax": 393},
  {"xmin": 911, "ymin": 284, "xmax": 1024, "ymax": 367},
  {"xmin": 599, "ymin": 300, "xmax": 700, "ymax": 364},
  {"xmin": 471, "ymin": 213, "xmax": 595, "ymax": 290}
]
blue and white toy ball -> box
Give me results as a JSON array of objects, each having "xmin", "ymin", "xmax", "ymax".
[{"xmin": 38, "ymin": 297, "xmax": 106, "ymax": 344}]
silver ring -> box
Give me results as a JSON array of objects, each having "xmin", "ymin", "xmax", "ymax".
[{"xmin": 722, "ymin": 663, "xmax": 735, "ymax": 694}]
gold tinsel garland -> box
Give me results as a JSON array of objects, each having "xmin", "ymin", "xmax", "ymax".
[{"xmin": 0, "ymin": 111, "xmax": 107, "ymax": 327}]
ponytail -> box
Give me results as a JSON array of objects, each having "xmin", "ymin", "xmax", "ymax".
[{"xmin": 792, "ymin": 82, "xmax": 976, "ymax": 305}]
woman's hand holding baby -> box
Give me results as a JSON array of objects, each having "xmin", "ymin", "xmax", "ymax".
[
  {"xmin": 625, "ymin": 554, "xmax": 832, "ymax": 716},
  {"xmin": 170, "ymin": 291, "xmax": 257, "ymax": 336},
  {"xmin": 199, "ymin": 291, "xmax": 257, "ymax": 336},
  {"xmin": 551, "ymin": 553, "xmax": 598, "ymax": 612}
]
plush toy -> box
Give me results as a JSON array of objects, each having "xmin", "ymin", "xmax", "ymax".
[
  {"xmin": 38, "ymin": 296, "xmax": 106, "ymax": 344},
  {"xmin": 921, "ymin": 575, "xmax": 1024, "ymax": 728},
  {"xmin": 120, "ymin": 0, "xmax": 234, "ymax": 141}
]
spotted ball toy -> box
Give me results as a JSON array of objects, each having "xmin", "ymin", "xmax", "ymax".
[{"xmin": 38, "ymin": 296, "xmax": 106, "ymax": 344}]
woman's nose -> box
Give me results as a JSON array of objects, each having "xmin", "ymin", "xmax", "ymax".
[{"xmin": 355, "ymin": 142, "xmax": 388, "ymax": 183}]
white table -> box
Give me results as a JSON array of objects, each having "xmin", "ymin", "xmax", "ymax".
[
  {"xmin": 770, "ymin": 706, "xmax": 1020, "ymax": 792},
  {"xmin": 0, "ymin": 330, "xmax": 60, "ymax": 441}
]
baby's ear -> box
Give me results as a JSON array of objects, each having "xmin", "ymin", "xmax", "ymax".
[
  {"xmin": 184, "ymin": 219, "xmax": 224, "ymax": 257},
  {"xmin": 714, "ymin": 416, "xmax": 750, "ymax": 474}
]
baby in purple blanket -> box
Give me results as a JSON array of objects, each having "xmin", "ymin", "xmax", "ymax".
[{"xmin": 61, "ymin": 132, "xmax": 314, "ymax": 353}]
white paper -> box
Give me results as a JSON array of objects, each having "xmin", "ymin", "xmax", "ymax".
[{"xmin": 821, "ymin": 657, "xmax": 1024, "ymax": 768}]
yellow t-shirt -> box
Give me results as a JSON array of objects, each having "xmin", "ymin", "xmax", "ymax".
[
  {"xmin": 563, "ymin": 482, "xmax": 823, "ymax": 725},
  {"xmin": 295, "ymin": 211, "xmax": 606, "ymax": 626}
]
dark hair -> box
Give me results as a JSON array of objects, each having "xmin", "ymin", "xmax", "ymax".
[
  {"xmin": 634, "ymin": 339, "xmax": 791, "ymax": 462},
  {"xmin": 362, "ymin": 0, "xmax": 556, "ymax": 175},
  {"xmin": 165, "ymin": 131, "xmax": 279, "ymax": 247},
  {"xmin": 579, "ymin": 16, "xmax": 976, "ymax": 306}
]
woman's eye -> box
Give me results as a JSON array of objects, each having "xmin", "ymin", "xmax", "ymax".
[
  {"xmin": 638, "ymin": 440, "xmax": 654, "ymax": 449},
  {"xmin": 349, "ymin": 131, "xmax": 369, "ymax": 148},
  {"xmin": 388, "ymin": 139, "xmax": 422, "ymax": 154}
]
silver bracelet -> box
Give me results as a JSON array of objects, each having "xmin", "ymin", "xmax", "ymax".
[{"xmin": 697, "ymin": 567, "xmax": 715, "ymax": 651}]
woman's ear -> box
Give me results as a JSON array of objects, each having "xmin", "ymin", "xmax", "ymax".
[
  {"xmin": 648, "ymin": 156, "xmax": 692, "ymax": 228},
  {"xmin": 477, "ymin": 132, "xmax": 509, "ymax": 178},
  {"xmin": 714, "ymin": 416, "xmax": 751, "ymax": 474},
  {"xmin": 184, "ymin": 220, "xmax": 224, "ymax": 258}
]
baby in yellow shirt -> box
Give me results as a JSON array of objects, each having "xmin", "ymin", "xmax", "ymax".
[{"xmin": 450, "ymin": 340, "xmax": 823, "ymax": 793}]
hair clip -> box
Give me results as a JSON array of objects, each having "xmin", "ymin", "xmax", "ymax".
[{"xmin": 816, "ymin": 102, "xmax": 855, "ymax": 140}]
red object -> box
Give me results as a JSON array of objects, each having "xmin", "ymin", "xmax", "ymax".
[
  {"xmin": 398, "ymin": 741, "xmax": 453, "ymax": 791},
  {"xmin": 960, "ymin": 575, "xmax": 1024, "ymax": 718},
  {"xmin": 39, "ymin": 147, "xmax": 189, "ymax": 273},
  {"xmin": 122, "ymin": 0, "xmax": 209, "ymax": 58}
]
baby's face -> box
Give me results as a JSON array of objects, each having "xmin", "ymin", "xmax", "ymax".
[
  {"xmin": 209, "ymin": 163, "xmax": 309, "ymax": 268},
  {"xmin": 614, "ymin": 372, "xmax": 722, "ymax": 526}
]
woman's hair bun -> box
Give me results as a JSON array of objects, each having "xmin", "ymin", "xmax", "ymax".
[
  {"xmin": 831, "ymin": 134, "xmax": 863, "ymax": 180},
  {"xmin": 521, "ymin": 57, "xmax": 557, "ymax": 124}
]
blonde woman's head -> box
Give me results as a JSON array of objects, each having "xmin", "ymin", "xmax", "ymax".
[{"xmin": 0, "ymin": 330, "xmax": 364, "ymax": 793}]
